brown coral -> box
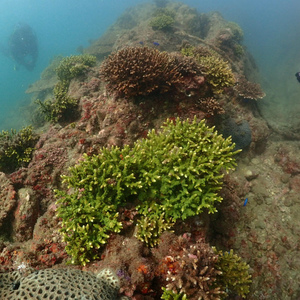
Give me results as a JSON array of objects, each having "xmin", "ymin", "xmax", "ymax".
[
  {"xmin": 100, "ymin": 46, "xmax": 183, "ymax": 98},
  {"xmin": 198, "ymin": 97, "xmax": 225, "ymax": 115},
  {"xmin": 234, "ymin": 75, "xmax": 265, "ymax": 100},
  {"xmin": 158, "ymin": 234, "xmax": 224, "ymax": 300}
]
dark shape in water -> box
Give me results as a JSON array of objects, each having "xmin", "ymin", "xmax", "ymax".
[
  {"xmin": 3, "ymin": 23, "xmax": 38, "ymax": 71},
  {"xmin": 295, "ymin": 72, "xmax": 300, "ymax": 83}
]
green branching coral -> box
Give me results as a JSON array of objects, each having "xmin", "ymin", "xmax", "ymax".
[
  {"xmin": 149, "ymin": 8, "xmax": 175, "ymax": 30},
  {"xmin": 150, "ymin": 14, "xmax": 175, "ymax": 30},
  {"xmin": 197, "ymin": 55, "xmax": 235, "ymax": 93},
  {"xmin": 0, "ymin": 126, "xmax": 39, "ymax": 173},
  {"xmin": 55, "ymin": 54, "xmax": 96, "ymax": 82},
  {"xmin": 36, "ymin": 54, "xmax": 96, "ymax": 122},
  {"xmin": 214, "ymin": 249, "xmax": 252, "ymax": 298},
  {"xmin": 180, "ymin": 46, "xmax": 235, "ymax": 94},
  {"xmin": 56, "ymin": 117, "xmax": 239, "ymax": 265},
  {"xmin": 161, "ymin": 288, "xmax": 187, "ymax": 300}
]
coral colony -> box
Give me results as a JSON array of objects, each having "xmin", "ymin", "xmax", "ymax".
[{"xmin": 0, "ymin": 1, "xmax": 274, "ymax": 299}]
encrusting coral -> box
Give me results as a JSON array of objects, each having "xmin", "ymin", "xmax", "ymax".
[
  {"xmin": 100, "ymin": 46, "xmax": 183, "ymax": 98},
  {"xmin": 55, "ymin": 117, "xmax": 240, "ymax": 265},
  {"xmin": 234, "ymin": 75, "xmax": 265, "ymax": 100}
]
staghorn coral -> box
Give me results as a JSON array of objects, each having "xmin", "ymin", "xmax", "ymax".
[
  {"xmin": 234, "ymin": 75, "xmax": 265, "ymax": 100},
  {"xmin": 56, "ymin": 117, "xmax": 239, "ymax": 265},
  {"xmin": 0, "ymin": 126, "xmax": 39, "ymax": 173},
  {"xmin": 0, "ymin": 268, "xmax": 123, "ymax": 300},
  {"xmin": 100, "ymin": 47, "xmax": 183, "ymax": 98}
]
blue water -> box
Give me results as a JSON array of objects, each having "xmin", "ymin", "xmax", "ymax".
[{"xmin": 0, "ymin": 0, "xmax": 299, "ymax": 130}]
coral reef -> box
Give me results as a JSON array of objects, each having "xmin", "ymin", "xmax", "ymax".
[
  {"xmin": 0, "ymin": 126, "xmax": 39, "ymax": 173},
  {"xmin": 56, "ymin": 117, "xmax": 239, "ymax": 265},
  {"xmin": 0, "ymin": 268, "xmax": 122, "ymax": 300},
  {"xmin": 100, "ymin": 46, "xmax": 183, "ymax": 98},
  {"xmin": 0, "ymin": 2, "xmax": 278, "ymax": 299}
]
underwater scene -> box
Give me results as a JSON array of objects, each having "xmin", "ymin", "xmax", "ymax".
[{"xmin": 0, "ymin": 0, "xmax": 299, "ymax": 299}]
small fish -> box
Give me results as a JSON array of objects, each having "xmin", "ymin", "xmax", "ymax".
[
  {"xmin": 243, "ymin": 198, "xmax": 248, "ymax": 206},
  {"xmin": 295, "ymin": 72, "xmax": 300, "ymax": 83},
  {"xmin": 139, "ymin": 41, "xmax": 144, "ymax": 45},
  {"xmin": 153, "ymin": 42, "xmax": 160, "ymax": 46}
]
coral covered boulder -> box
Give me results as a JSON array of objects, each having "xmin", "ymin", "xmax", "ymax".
[{"xmin": 0, "ymin": 268, "xmax": 122, "ymax": 300}]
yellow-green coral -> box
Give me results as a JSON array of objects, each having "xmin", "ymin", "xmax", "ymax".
[
  {"xmin": 56, "ymin": 117, "xmax": 239, "ymax": 264},
  {"xmin": 0, "ymin": 126, "xmax": 38, "ymax": 173},
  {"xmin": 37, "ymin": 54, "xmax": 96, "ymax": 122},
  {"xmin": 214, "ymin": 248, "xmax": 252, "ymax": 298},
  {"xmin": 135, "ymin": 202, "xmax": 174, "ymax": 247},
  {"xmin": 197, "ymin": 55, "xmax": 235, "ymax": 93},
  {"xmin": 161, "ymin": 288, "xmax": 188, "ymax": 300},
  {"xmin": 180, "ymin": 46, "xmax": 235, "ymax": 93},
  {"xmin": 149, "ymin": 8, "xmax": 175, "ymax": 30},
  {"xmin": 55, "ymin": 54, "xmax": 96, "ymax": 82}
]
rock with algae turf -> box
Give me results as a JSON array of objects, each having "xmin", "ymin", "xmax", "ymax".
[
  {"xmin": 56, "ymin": 117, "xmax": 240, "ymax": 265},
  {"xmin": 0, "ymin": 268, "xmax": 125, "ymax": 300}
]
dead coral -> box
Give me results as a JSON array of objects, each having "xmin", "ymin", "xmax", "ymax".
[
  {"xmin": 100, "ymin": 46, "xmax": 183, "ymax": 98},
  {"xmin": 234, "ymin": 75, "xmax": 265, "ymax": 100}
]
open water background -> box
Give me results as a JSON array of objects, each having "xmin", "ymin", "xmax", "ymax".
[{"xmin": 0, "ymin": 0, "xmax": 299, "ymax": 130}]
